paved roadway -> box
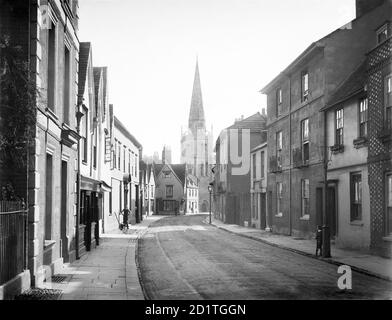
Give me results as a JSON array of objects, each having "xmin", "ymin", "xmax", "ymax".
[{"xmin": 137, "ymin": 214, "xmax": 392, "ymax": 300}]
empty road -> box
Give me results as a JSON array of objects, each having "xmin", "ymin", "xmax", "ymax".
[{"xmin": 137, "ymin": 214, "xmax": 392, "ymax": 300}]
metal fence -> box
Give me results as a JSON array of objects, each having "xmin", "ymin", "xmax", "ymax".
[{"xmin": 0, "ymin": 201, "xmax": 27, "ymax": 285}]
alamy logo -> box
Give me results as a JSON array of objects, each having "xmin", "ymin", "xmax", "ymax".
[{"xmin": 337, "ymin": 265, "xmax": 352, "ymax": 290}]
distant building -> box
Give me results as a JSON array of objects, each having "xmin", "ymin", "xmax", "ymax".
[
  {"xmin": 140, "ymin": 162, "xmax": 156, "ymax": 217},
  {"xmin": 154, "ymin": 163, "xmax": 198, "ymax": 215},
  {"xmin": 181, "ymin": 60, "xmax": 214, "ymax": 212},
  {"xmin": 213, "ymin": 112, "xmax": 267, "ymax": 226},
  {"xmin": 153, "ymin": 151, "xmax": 162, "ymax": 164},
  {"xmin": 162, "ymin": 145, "xmax": 172, "ymax": 164}
]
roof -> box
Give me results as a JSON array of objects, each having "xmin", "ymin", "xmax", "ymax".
[
  {"xmin": 251, "ymin": 142, "xmax": 268, "ymax": 152},
  {"xmin": 321, "ymin": 60, "xmax": 367, "ymax": 111},
  {"xmin": 77, "ymin": 42, "xmax": 92, "ymax": 104},
  {"xmin": 227, "ymin": 112, "xmax": 267, "ymax": 130},
  {"xmin": 153, "ymin": 163, "xmax": 187, "ymax": 185},
  {"xmin": 93, "ymin": 67, "xmax": 103, "ymax": 108},
  {"xmin": 260, "ymin": 42, "xmax": 324, "ymax": 94},
  {"xmin": 114, "ymin": 116, "xmax": 143, "ymax": 149}
]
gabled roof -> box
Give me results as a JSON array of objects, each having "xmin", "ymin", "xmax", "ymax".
[
  {"xmin": 93, "ymin": 67, "xmax": 103, "ymax": 109},
  {"xmin": 321, "ymin": 60, "xmax": 367, "ymax": 111},
  {"xmin": 153, "ymin": 163, "xmax": 187, "ymax": 186},
  {"xmin": 77, "ymin": 42, "xmax": 92, "ymax": 105}
]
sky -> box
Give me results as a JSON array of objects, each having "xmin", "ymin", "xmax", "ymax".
[{"xmin": 78, "ymin": 0, "xmax": 356, "ymax": 163}]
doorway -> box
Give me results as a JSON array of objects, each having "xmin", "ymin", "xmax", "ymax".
[
  {"xmin": 60, "ymin": 160, "xmax": 68, "ymax": 261},
  {"xmin": 327, "ymin": 186, "xmax": 337, "ymax": 237}
]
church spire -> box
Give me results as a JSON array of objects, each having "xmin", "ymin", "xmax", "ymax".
[{"xmin": 188, "ymin": 59, "xmax": 205, "ymax": 132}]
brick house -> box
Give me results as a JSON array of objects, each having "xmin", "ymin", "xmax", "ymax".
[
  {"xmin": 213, "ymin": 112, "xmax": 267, "ymax": 226},
  {"xmin": 366, "ymin": 14, "xmax": 392, "ymax": 257},
  {"xmin": 321, "ymin": 61, "xmax": 371, "ymax": 251},
  {"xmin": 260, "ymin": 0, "xmax": 391, "ymax": 239},
  {"xmin": 0, "ymin": 0, "xmax": 80, "ymax": 292}
]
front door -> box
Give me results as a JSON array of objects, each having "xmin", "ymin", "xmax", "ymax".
[
  {"xmin": 60, "ymin": 161, "xmax": 68, "ymax": 261},
  {"xmin": 327, "ymin": 186, "xmax": 337, "ymax": 237},
  {"xmin": 387, "ymin": 174, "xmax": 392, "ymax": 235},
  {"xmin": 260, "ymin": 193, "xmax": 266, "ymax": 229}
]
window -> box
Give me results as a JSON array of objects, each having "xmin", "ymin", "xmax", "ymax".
[
  {"xmin": 350, "ymin": 173, "xmax": 362, "ymax": 221},
  {"xmin": 276, "ymin": 131, "xmax": 283, "ymax": 170},
  {"xmin": 45, "ymin": 154, "xmax": 53, "ymax": 240},
  {"xmin": 63, "ymin": 45, "xmax": 70, "ymax": 124},
  {"xmin": 117, "ymin": 142, "xmax": 121, "ymax": 169},
  {"xmin": 377, "ymin": 24, "xmax": 388, "ymax": 44},
  {"xmin": 150, "ymin": 187, "xmax": 154, "ymax": 198},
  {"xmin": 48, "ymin": 21, "xmax": 56, "ymax": 111},
  {"xmin": 335, "ymin": 108, "xmax": 344, "ymax": 146},
  {"xmin": 260, "ymin": 151, "xmax": 265, "ymax": 179},
  {"xmin": 385, "ymin": 75, "xmax": 392, "ymax": 129},
  {"xmin": 93, "ymin": 128, "xmax": 97, "ymax": 169},
  {"xmin": 301, "ymin": 71, "xmax": 309, "ymax": 102},
  {"xmin": 276, "ymin": 87, "xmax": 283, "ymax": 116},
  {"xmin": 123, "ymin": 147, "xmax": 126, "ymax": 173},
  {"xmin": 387, "ymin": 174, "xmax": 392, "ymax": 235},
  {"xmin": 301, "ymin": 179, "xmax": 310, "ymax": 217},
  {"xmin": 301, "ymin": 118, "xmax": 309, "ymax": 164},
  {"xmin": 252, "ymin": 153, "xmax": 256, "ymax": 179},
  {"xmin": 109, "ymin": 191, "xmax": 112, "ymax": 214},
  {"xmin": 166, "ymin": 185, "xmax": 173, "ymax": 198},
  {"xmin": 135, "ymin": 155, "xmax": 138, "ymax": 177},
  {"xmin": 128, "ymin": 151, "xmax": 131, "ymax": 174},
  {"xmin": 359, "ymin": 98, "xmax": 368, "ymax": 138},
  {"xmin": 276, "ymin": 182, "xmax": 283, "ymax": 215},
  {"xmin": 113, "ymin": 140, "xmax": 117, "ymax": 169}
]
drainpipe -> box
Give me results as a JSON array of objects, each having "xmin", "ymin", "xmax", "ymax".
[{"xmin": 322, "ymin": 107, "xmax": 331, "ymax": 257}]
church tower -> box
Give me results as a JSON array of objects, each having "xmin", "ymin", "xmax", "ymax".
[{"xmin": 181, "ymin": 59, "xmax": 214, "ymax": 212}]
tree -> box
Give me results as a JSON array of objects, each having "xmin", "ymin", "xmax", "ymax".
[{"xmin": 0, "ymin": 35, "xmax": 38, "ymax": 168}]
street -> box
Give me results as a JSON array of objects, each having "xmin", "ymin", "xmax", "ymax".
[{"xmin": 138, "ymin": 214, "xmax": 392, "ymax": 300}]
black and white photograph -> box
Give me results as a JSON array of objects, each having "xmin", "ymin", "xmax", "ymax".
[{"xmin": 0, "ymin": 0, "xmax": 392, "ymax": 308}]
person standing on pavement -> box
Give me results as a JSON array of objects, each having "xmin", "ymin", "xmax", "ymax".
[{"xmin": 121, "ymin": 207, "xmax": 130, "ymax": 229}]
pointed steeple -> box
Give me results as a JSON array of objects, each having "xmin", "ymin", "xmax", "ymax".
[{"xmin": 188, "ymin": 59, "xmax": 205, "ymax": 132}]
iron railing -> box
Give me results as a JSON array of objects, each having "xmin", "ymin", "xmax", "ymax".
[{"xmin": 0, "ymin": 201, "xmax": 27, "ymax": 285}]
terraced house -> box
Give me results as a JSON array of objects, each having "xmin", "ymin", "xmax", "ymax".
[
  {"xmin": 260, "ymin": 0, "xmax": 391, "ymax": 241},
  {"xmin": 0, "ymin": 0, "xmax": 80, "ymax": 297}
]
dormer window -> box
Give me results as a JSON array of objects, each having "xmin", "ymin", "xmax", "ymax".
[{"xmin": 377, "ymin": 24, "xmax": 388, "ymax": 44}]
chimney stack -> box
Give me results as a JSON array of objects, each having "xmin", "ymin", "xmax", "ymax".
[{"xmin": 356, "ymin": 0, "xmax": 384, "ymax": 18}]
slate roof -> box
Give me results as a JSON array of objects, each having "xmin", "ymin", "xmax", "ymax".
[
  {"xmin": 322, "ymin": 60, "xmax": 367, "ymax": 110},
  {"xmin": 114, "ymin": 116, "xmax": 142, "ymax": 149},
  {"xmin": 77, "ymin": 42, "xmax": 91, "ymax": 104},
  {"xmin": 227, "ymin": 112, "xmax": 267, "ymax": 130},
  {"xmin": 153, "ymin": 163, "xmax": 187, "ymax": 185}
]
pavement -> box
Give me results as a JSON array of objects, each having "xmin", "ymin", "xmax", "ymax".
[
  {"xmin": 207, "ymin": 216, "xmax": 392, "ymax": 282},
  {"xmin": 40, "ymin": 215, "xmax": 163, "ymax": 300}
]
